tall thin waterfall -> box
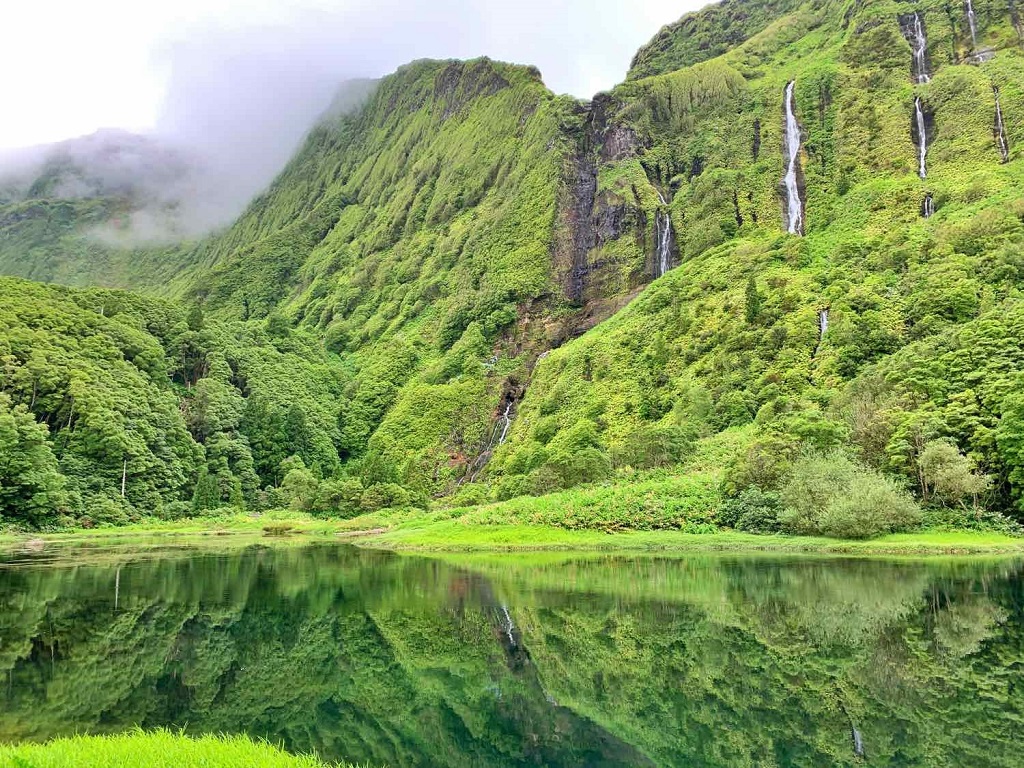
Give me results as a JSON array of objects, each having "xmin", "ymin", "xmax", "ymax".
[
  {"xmin": 995, "ymin": 87, "xmax": 1010, "ymax": 163},
  {"xmin": 463, "ymin": 400, "xmax": 515, "ymax": 484},
  {"xmin": 902, "ymin": 12, "xmax": 931, "ymax": 83},
  {"xmin": 819, "ymin": 309, "xmax": 830, "ymax": 338},
  {"xmin": 496, "ymin": 402, "xmax": 513, "ymax": 446},
  {"xmin": 654, "ymin": 188, "xmax": 673, "ymax": 276},
  {"xmin": 782, "ymin": 81, "xmax": 804, "ymax": 235},
  {"xmin": 922, "ymin": 193, "xmax": 935, "ymax": 217},
  {"xmin": 966, "ymin": 0, "xmax": 979, "ymax": 48},
  {"xmin": 914, "ymin": 97, "xmax": 929, "ymax": 179}
]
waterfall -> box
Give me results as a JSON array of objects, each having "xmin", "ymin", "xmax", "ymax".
[
  {"xmin": 782, "ymin": 81, "xmax": 804, "ymax": 235},
  {"xmin": 852, "ymin": 728, "xmax": 865, "ymax": 758},
  {"xmin": 966, "ymin": 0, "xmax": 979, "ymax": 48},
  {"xmin": 654, "ymin": 187, "xmax": 673, "ymax": 277},
  {"xmin": 914, "ymin": 97, "xmax": 929, "ymax": 179},
  {"xmin": 496, "ymin": 402, "xmax": 513, "ymax": 446},
  {"xmin": 901, "ymin": 12, "xmax": 931, "ymax": 83},
  {"xmin": 995, "ymin": 87, "xmax": 1010, "ymax": 163},
  {"xmin": 655, "ymin": 212, "xmax": 672, "ymax": 276},
  {"xmin": 819, "ymin": 308, "xmax": 830, "ymax": 338},
  {"xmin": 463, "ymin": 399, "xmax": 515, "ymax": 484},
  {"xmin": 922, "ymin": 193, "xmax": 935, "ymax": 217}
]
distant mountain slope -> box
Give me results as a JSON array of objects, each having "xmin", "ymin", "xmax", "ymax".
[{"xmin": 0, "ymin": 130, "xmax": 203, "ymax": 289}]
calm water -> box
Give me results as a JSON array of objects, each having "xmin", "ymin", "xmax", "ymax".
[{"xmin": 0, "ymin": 540, "xmax": 1022, "ymax": 767}]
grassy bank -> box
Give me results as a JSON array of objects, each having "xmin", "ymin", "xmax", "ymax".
[
  {"xmin": 3, "ymin": 476, "xmax": 1024, "ymax": 558},
  {"xmin": 350, "ymin": 520, "xmax": 1024, "ymax": 555},
  {"xmin": 0, "ymin": 730, "xmax": 360, "ymax": 768}
]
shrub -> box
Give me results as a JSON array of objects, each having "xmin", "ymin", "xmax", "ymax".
[
  {"xmin": 446, "ymin": 483, "xmax": 490, "ymax": 508},
  {"xmin": 311, "ymin": 478, "xmax": 364, "ymax": 517},
  {"xmin": 815, "ymin": 474, "xmax": 921, "ymax": 539},
  {"xmin": 778, "ymin": 451, "xmax": 921, "ymax": 539},
  {"xmin": 718, "ymin": 487, "xmax": 782, "ymax": 533},
  {"xmin": 778, "ymin": 451, "xmax": 858, "ymax": 535},
  {"xmin": 359, "ymin": 483, "xmax": 412, "ymax": 512},
  {"xmin": 156, "ymin": 501, "xmax": 193, "ymax": 521},
  {"xmin": 613, "ymin": 424, "xmax": 695, "ymax": 469}
]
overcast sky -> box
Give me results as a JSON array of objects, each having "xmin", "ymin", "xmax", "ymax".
[{"xmin": 4, "ymin": 0, "xmax": 706, "ymax": 150}]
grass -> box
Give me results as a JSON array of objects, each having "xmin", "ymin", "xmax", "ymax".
[
  {"xmin": 351, "ymin": 520, "xmax": 1024, "ymax": 555},
  {"xmin": 0, "ymin": 729, "xmax": 362, "ymax": 768}
]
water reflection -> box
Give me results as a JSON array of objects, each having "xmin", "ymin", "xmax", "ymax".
[{"xmin": 0, "ymin": 543, "xmax": 1021, "ymax": 767}]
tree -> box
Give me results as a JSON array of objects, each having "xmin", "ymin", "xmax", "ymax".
[
  {"xmin": 191, "ymin": 468, "xmax": 221, "ymax": 513},
  {"xmin": 918, "ymin": 440, "xmax": 989, "ymax": 508},
  {"xmin": 995, "ymin": 392, "xmax": 1024, "ymax": 514},
  {"xmin": 744, "ymin": 276, "xmax": 763, "ymax": 325},
  {"xmin": 0, "ymin": 393, "xmax": 66, "ymax": 525}
]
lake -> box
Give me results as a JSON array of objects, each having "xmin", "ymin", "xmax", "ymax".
[{"xmin": 0, "ymin": 538, "xmax": 1021, "ymax": 767}]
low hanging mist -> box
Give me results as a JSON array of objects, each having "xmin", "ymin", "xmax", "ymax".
[{"xmin": 0, "ymin": 0, "xmax": 694, "ymax": 246}]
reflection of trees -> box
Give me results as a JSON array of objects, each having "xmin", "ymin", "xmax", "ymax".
[{"xmin": 0, "ymin": 546, "xmax": 1021, "ymax": 767}]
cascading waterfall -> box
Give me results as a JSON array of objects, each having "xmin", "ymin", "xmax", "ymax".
[
  {"xmin": 496, "ymin": 402, "xmax": 513, "ymax": 446},
  {"xmin": 903, "ymin": 12, "xmax": 931, "ymax": 83},
  {"xmin": 654, "ymin": 188, "xmax": 673, "ymax": 277},
  {"xmin": 655, "ymin": 212, "xmax": 672, "ymax": 276},
  {"xmin": 914, "ymin": 97, "xmax": 929, "ymax": 179},
  {"xmin": 852, "ymin": 728, "xmax": 865, "ymax": 758},
  {"xmin": 782, "ymin": 81, "xmax": 805, "ymax": 235},
  {"xmin": 463, "ymin": 400, "xmax": 515, "ymax": 484},
  {"xmin": 819, "ymin": 308, "xmax": 830, "ymax": 338},
  {"xmin": 922, "ymin": 192, "xmax": 935, "ymax": 217},
  {"xmin": 966, "ymin": 0, "xmax": 979, "ymax": 48},
  {"xmin": 995, "ymin": 87, "xmax": 1010, "ymax": 163}
]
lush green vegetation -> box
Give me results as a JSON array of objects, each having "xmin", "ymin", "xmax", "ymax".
[
  {"xmin": 0, "ymin": 277, "xmax": 350, "ymax": 527},
  {"xmin": 2, "ymin": 0, "xmax": 1024, "ymax": 542},
  {"xmin": 0, "ymin": 730, "xmax": 354, "ymax": 768},
  {"xmin": 1, "ymin": 542, "xmax": 1022, "ymax": 765}
]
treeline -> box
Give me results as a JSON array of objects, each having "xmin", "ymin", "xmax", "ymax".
[{"xmin": 0, "ymin": 278, "xmax": 428, "ymax": 528}]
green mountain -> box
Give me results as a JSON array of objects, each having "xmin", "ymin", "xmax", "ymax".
[{"xmin": 2, "ymin": 0, "xmax": 1024, "ymax": 532}]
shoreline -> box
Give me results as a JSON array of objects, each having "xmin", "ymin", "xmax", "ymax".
[{"xmin": 3, "ymin": 516, "xmax": 1024, "ymax": 558}]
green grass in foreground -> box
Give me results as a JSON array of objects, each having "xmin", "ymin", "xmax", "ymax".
[{"xmin": 0, "ymin": 730, "xmax": 361, "ymax": 768}]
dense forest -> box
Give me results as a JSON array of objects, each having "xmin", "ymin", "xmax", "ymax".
[{"xmin": 2, "ymin": 0, "xmax": 1024, "ymax": 537}]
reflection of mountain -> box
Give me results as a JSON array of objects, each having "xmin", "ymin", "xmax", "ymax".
[{"xmin": 0, "ymin": 546, "xmax": 1021, "ymax": 767}]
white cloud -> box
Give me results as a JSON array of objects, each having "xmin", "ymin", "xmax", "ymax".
[{"xmin": 2, "ymin": 0, "xmax": 705, "ymax": 150}]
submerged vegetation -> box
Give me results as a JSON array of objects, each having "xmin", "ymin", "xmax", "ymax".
[{"xmin": 2, "ymin": 0, "xmax": 1024, "ymax": 543}]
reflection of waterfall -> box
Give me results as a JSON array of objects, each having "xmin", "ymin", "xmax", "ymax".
[
  {"xmin": 782, "ymin": 81, "xmax": 804, "ymax": 235},
  {"xmin": 500, "ymin": 605, "xmax": 516, "ymax": 647},
  {"xmin": 922, "ymin": 193, "xmax": 935, "ymax": 218},
  {"xmin": 995, "ymin": 87, "xmax": 1010, "ymax": 163},
  {"xmin": 965, "ymin": 0, "xmax": 979, "ymax": 48},
  {"xmin": 900, "ymin": 12, "xmax": 931, "ymax": 83},
  {"xmin": 914, "ymin": 97, "xmax": 929, "ymax": 179}
]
